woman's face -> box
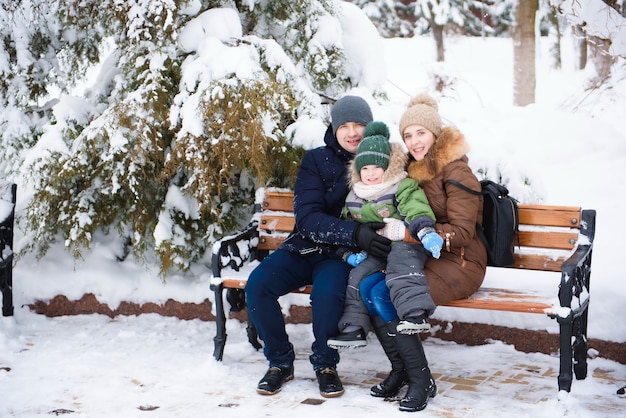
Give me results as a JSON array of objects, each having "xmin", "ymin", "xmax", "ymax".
[
  {"xmin": 402, "ymin": 124, "xmax": 436, "ymax": 161},
  {"xmin": 336, "ymin": 122, "xmax": 367, "ymax": 154}
]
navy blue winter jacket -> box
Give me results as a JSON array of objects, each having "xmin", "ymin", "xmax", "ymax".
[{"xmin": 279, "ymin": 125, "xmax": 360, "ymax": 257}]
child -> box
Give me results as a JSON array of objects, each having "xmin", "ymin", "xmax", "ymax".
[{"xmin": 328, "ymin": 121, "xmax": 443, "ymax": 348}]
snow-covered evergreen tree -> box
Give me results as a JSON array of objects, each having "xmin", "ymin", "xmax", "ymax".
[
  {"xmin": 351, "ymin": 0, "xmax": 414, "ymax": 37},
  {"xmin": 412, "ymin": 0, "xmax": 514, "ymax": 36},
  {"xmin": 1, "ymin": 0, "xmax": 386, "ymax": 276},
  {"xmin": 351, "ymin": 0, "xmax": 514, "ymax": 39}
]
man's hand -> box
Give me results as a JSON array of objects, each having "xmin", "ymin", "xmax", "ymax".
[{"xmin": 354, "ymin": 222, "xmax": 392, "ymax": 258}]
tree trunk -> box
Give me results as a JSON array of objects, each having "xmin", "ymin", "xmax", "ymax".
[
  {"xmin": 573, "ymin": 25, "xmax": 588, "ymax": 70},
  {"xmin": 432, "ymin": 22, "xmax": 445, "ymax": 62},
  {"xmin": 513, "ymin": 0, "xmax": 538, "ymax": 106},
  {"xmin": 425, "ymin": 2, "xmax": 445, "ymax": 62},
  {"xmin": 548, "ymin": 8, "xmax": 561, "ymax": 69}
]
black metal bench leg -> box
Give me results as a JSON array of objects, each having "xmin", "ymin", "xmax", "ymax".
[
  {"xmin": 212, "ymin": 283, "xmax": 227, "ymax": 361},
  {"xmin": 572, "ymin": 313, "xmax": 589, "ymax": 380},
  {"xmin": 1, "ymin": 261, "xmax": 13, "ymax": 317},
  {"xmin": 1, "ymin": 183, "xmax": 15, "ymax": 317},
  {"xmin": 245, "ymin": 312, "xmax": 262, "ymax": 350},
  {"xmin": 557, "ymin": 315, "xmax": 574, "ymax": 392}
]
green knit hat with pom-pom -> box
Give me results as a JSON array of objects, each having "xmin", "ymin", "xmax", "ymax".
[{"xmin": 355, "ymin": 121, "xmax": 391, "ymax": 173}]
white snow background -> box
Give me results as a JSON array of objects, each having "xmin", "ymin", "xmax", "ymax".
[{"xmin": 1, "ymin": 2, "xmax": 626, "ymax": 417}]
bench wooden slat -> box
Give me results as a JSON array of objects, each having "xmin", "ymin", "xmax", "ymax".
[
  {"xmin": 257, "ymin": 235, "xmax": 569, "ymax": 271},
  {"xmin": 442, "ymin": 300, "xmax": 550, "ymax": 313},
  {"xmin": 259, "ymin": 195, "xmax": 584, "ymax": 230},
  {"xmin": 222, "ymin": 278, "xmax": 552, "ymax": 314},
  {"xmin": 222, "ymin": 278, "xmax": 312, "ymax": 294},
  {"xmin": 442, "ymin": 288, "xmax": 554, "ymax": 314},
  {"xmin": 510, "ymin": 253, "xmax": 566, "ymax": 271},
  {"xmin": 259, "ymin": 228, "xmax": 577, "ymax": 251},
  {"xmin": 518, "ymin": 205, "xmax": 581, "ymax": 228},
  {"xmin": 259, "ymin": 214, "xmax": 295, "ymax": 232},
  {"xmin": 259, "ymin": 235, "xmax": 288, "ymax": 250},
  {"xmin": 517, "ymin": 230, "xmax": 577, "ymax": 250},
  {"xmin": 262, "ymin": 191, "xmax": 296, "ymax": 212}
]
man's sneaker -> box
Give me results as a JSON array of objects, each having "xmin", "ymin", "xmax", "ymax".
[
  {"xmin": 256, "ymin": 366, "xmax": 294, "ymax": 395},
  {"xmin": 396, "ymin": 314, "xmax": 430, "ymax": 334},
  {"xmin": 316, "ymin": 367, "xmax": 345, "ymax": 398},
  {"xmin": 327, "ymin": 328, "xmax": 367, "ymax": 349}
]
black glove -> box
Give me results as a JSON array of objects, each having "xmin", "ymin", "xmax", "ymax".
[{"xmin": 353, "ymin": 222, "xmax": 392, "ymax": 259}]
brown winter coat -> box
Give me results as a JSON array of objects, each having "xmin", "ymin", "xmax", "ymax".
[{"xmin": 406, "ymin": 126, "xmax": 487, "ymax": 305}]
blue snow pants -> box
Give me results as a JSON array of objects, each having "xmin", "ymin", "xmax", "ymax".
[
  {"xmin": 245, "ymin": 249, "xmax": 351, "ymax": 371},
  {"xmin": 360, "ymin": 271, "xmax": 398, "ymax": 323}
]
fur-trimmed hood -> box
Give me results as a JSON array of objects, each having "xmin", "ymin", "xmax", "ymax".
[
  {"xmin": 406, "ymin": 126, "xmax": 470, "ymax": 183},
  {"xmin": 347, "ymin": 142, "xmax": 408, "ymax": 188}
]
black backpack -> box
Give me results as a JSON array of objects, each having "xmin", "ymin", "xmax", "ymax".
[{"xmin": 445, "ymin": 179, "xmax": 519, "ymax": 267}]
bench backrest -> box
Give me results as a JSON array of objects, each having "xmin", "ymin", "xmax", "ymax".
[{"xmin": 257, "ymin": 190, "xmax": 594, "ymax": 272}]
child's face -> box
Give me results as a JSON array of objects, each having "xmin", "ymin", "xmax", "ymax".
[{"xmin": 360, "ymin": 165, "xmax": 385, "ymax": 185}]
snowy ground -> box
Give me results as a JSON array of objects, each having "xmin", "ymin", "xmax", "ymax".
[{"xmin": 1, "ymin": 310, "xmax": 625, "ymax": 417}]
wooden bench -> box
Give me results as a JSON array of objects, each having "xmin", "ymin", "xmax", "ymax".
[
  {"xmin": 0, "ymin": 182, "xmax": 16, "ymax": 317},
  {"xmin": 210, "ymin": 188, "xmax": 595, "ymax": 393}
]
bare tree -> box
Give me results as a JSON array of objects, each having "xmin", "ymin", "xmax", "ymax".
[
  {"xmin": 513, "ymin": 0, "xmax": 539, "ymax": 106},
  {"xmin": 587, "ymin": 35, "xmax": 615, "ymax": 87},
  {"xmin": 414, "ymin": 0, "xmax": 446, "ymax": 62},
  {"xmin": 573, "ymin": 25, "xmax": 588, "ymax": 70},
  {"xmin": 546, "ymin": 6, "xmax": 562, "ymax": 69},
  {"xmin": 426, "ymin": 2, "xmax": 445, "ymax": 62},
  {"xmin": 550, "ymin": 0, "xmax": 625, "ymax": 87}
]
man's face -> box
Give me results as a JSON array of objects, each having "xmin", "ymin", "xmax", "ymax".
[{"xmin": 335, "ymin": 122, "xmax": 367, "ymax": 154}]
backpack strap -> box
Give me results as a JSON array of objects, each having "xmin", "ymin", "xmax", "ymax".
[
  {"xmin": 444, "ymin": 179, "xmax": 483, "ymax": 195},
  {"xmin": 443, "ymin": 179, "xmax": 489, "ymax": 249}
]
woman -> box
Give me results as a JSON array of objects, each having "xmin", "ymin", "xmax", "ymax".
[{"xmin": 369, "ymin": 93, "xmax": 487, "ymax": 412}]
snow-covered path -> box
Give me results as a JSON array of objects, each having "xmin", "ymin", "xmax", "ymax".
[{"xmin": 1, "ymin": 311, "xmax": 624, "ymax": 417}]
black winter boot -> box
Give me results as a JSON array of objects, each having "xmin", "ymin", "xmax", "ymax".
[
  {"xmin": 256, "ymin": 365, "xmax": 294, "ymax": 395},
  {"xmin": 370, "ymin": 316, "xmax": 407, "ymax": 398},
  {"xmin": 394, "ymin": 331, "xmax": 437, "ymax": 412},
  {"xmin": 316, "ymin": 367, "xmax": 344, "ymax": 398}
]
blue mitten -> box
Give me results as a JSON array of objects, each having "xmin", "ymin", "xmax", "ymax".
[
  {"xmin": 347, "ymin": 251, "xmax": 368, "ymax": 266},
  {"xmin": 421, "ymin": 232, "xmax": 443, "ymax": 259}
]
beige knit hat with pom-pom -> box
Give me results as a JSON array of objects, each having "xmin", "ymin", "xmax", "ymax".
[{"xmin": 398, "ymin": 93, "xmax": 442, "ymax": 138}]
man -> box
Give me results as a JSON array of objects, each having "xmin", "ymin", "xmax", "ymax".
[{"xmin": 245, "ymin": 96, "xmax": 392, "ymax": 398}]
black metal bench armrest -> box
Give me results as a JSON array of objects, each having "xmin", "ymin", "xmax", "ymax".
[
  {"xmin": 553, "ymin": 209, "xmax": 595, "ymax": 392},
  {"xmin": 557, "ymin": 209, "xmax": 595, "ymax": 315},
  {"xmin": 210, "ymin": 220, "xmax": 261, "ymax": 361},
  {"xmin": 558, "ymin": 244, "xmax": 593, "ymax": 313},
  {"xmin": 210, "ymin": 220, "xmax": 260, "ymax": 288}
]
